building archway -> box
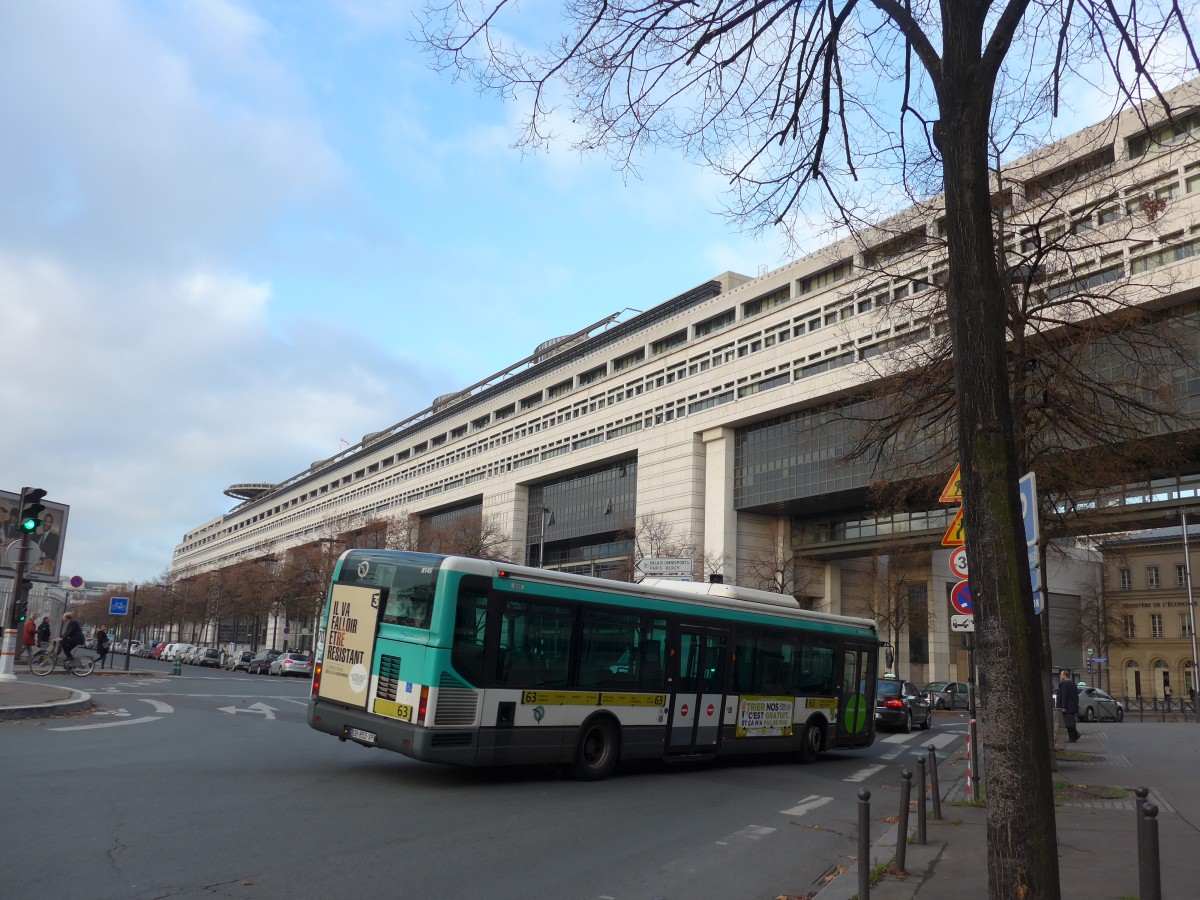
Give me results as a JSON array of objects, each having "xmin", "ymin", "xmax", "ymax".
[
  {"xmin": 1125, "ymin": 660, "xmax": 1141, "ymax": 698},
  {"xmin": 1152, "ymin": 659, "xmax": 1171, "ymax": 699}
]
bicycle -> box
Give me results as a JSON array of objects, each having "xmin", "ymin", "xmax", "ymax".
[{"xmin": 29, "ymin": 639, "xmax": 96, "ymax": 677}]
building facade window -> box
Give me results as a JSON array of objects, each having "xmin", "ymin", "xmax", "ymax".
[
  {"xmin": 1182, "ymin": 614, "xmax": 1194, "ymax": 638},
  {"xmin": 1120, "ymin": 568, "xmax": 1132, "ymax": 590},
  {"xmin": 1147, "ymin": 566, "xmax": 1160, "ymax": 589},
  {"xmin": 1151, "ymin": 613, "xmax": 1164, "ymax": 638},
  {"xmin": 1123, "ymin": 614, "xmax": 1137, "ymax": 639},
  {"xmin": 1178, "ymin": 564, "xmax": 1189, "ymax": 587}
]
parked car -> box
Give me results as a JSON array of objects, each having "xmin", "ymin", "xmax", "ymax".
[
  {"xmin": 195, "ymin": 648, "xmax": 222, "ymax": 668},
  {"xmin": 148, "ymin": 642, "xmax": 169, "ymax": 658},
  {"xmin": 225, "ymin": 650, "xmax": 254, "ymax": 672},
  {"xmin": 247, "ymin": 649, "xmax": 282, "ymax": 675},
  {"xmin": 269, "ymin": 652, "xmax": 313, "ymax": 678},
  {"xmin": 920, "ymin": 680, "xmax": 970, "ymax": 710},
  {"xmin": 876, "ymin": 677, "xmax": 933, "ymax": 733}
]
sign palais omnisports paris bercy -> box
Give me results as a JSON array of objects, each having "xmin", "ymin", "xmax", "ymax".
[{"xmin": 940, "ymin": 465, "xmax": 1042, "ymax": 634}]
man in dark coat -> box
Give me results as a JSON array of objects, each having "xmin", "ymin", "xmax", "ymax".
[
  {"xmin": 59, "ymin": 612, "xmax": 84, "ymax": 662},
  {"xmin": 1056, "ymin": 669, "xmax": 1080, "ymax": 743}
]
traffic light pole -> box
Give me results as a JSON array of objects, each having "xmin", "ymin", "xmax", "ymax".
[{"xmin": 0, "ymin": 533, "xmax": 32, "ymax": 681}]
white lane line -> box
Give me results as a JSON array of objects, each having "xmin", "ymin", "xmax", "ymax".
[
  {"xmin": 881, "ymin": 732, "xmax": 921, "ymax": 743},
  {"xmin": 139, "ymin": 698, "xmax": 174, "ymax": 714},
  {"xmin": 50, "ymin": 716, "xmax": 162, "ymax": 732},
  {"xmin": 844, "ymin": 764, "xmax": 886, "ymax": 782},
  {"xmin": 781, "ymin": 795, "xmax": 834, "ymax": 817}
]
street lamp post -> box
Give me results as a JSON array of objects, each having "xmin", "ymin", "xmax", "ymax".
[{"xmin": 1181, "ymin": 510, "xmax": 1200, "ymax": 710}]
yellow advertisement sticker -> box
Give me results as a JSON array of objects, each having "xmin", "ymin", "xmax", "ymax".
[
  {"xmin": 599, "ymin": 693, "xmax": 668, "ymax": 707},
  {"xmin": 805, "ymin": 697, "xmax": 838, "ymax": 709},
  {"xmin": 521, "ymin": 691, "xmax": 600, "ymax": 706}
]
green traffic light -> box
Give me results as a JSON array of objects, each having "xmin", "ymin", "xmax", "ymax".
[{"xmin": 20, "ymin": 517, "xmax": 39, "ymax": 532}]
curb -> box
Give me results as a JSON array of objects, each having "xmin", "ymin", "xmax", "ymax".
[
  {"xmin": 813, "ymin": 756, "xmax": 969, "ymax": 899},
  {"xmin": 0, "ymin": 688, "xmax": 93, "ymax": 721}
]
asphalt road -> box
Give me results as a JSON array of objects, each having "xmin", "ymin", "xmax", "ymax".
[{"xmin": 1, "ymin": 661, "xmax": 967, "ymax": 900}]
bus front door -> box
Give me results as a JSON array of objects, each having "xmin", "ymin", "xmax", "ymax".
[
  {"xmin": 668, "ymin": 627, "xmax": 728, "ymax": 753},
  {"xmin": 834, "ymin": 646, "xmax": 875, "ymax": 747}
]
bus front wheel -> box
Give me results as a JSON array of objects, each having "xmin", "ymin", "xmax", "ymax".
[
  {"xmin": 798, "ymin": 720, "xmax": 824, "ymax": 764},
  {"xmin": 570, "ymin": 717, "xmax": 620, "ymax": 781}
]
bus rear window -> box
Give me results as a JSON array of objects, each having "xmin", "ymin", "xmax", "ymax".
[{"xmin": 342, "ymin": 552, "xmax": 440, "ymax": 630}]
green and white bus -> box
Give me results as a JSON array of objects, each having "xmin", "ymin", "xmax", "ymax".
[{"xmin": 308, "ymin": 550, "xmax": 880, "ymax": 779}]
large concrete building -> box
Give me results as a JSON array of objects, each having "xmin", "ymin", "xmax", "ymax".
[{"xmin": 174, "ymin": 80, "xmax": 1200, "ymax": 683}]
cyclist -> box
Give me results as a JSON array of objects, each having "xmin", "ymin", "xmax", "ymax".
[{"xmin": 59, "ymin": 612, "xmax": 85, "ymax": 663}]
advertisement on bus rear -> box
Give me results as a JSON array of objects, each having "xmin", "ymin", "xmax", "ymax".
[{"xmin": 317, "ymin": 584, "xmax": 380, "ymax": 708}]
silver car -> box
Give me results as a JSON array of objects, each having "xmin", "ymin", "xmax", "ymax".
[
  {"xmin": 1079, "ymin": 686, "xmax": 1124, "ymax": 722},
  {"xmin": 269, "ymin": 652, "xmax": 313, "ymax": 678},
  {"xmin": 920, "ymin": 680, "xmax": 970, "ymax": 710}
]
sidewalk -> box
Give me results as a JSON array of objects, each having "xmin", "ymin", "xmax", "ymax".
[
  {"xmin": 0, "ymin": 677, "xmax": 92, "ymax": 719},
  {"xmin": 816, "ymin": 721, "xmax": 1199, "ymax": 899},
  {"xmin": 0, "ymin": 666, "xmax": 158, "ymax": 720}
]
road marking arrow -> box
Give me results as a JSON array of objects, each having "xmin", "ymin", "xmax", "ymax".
[
  {"xmin": 780, "ymin": 795, "xmax": 834, "ymax": 817},
  {"xmin": 218, "ymin": 702, "xmax": 277, "ymax": 719}
]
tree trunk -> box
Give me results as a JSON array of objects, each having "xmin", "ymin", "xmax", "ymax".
[{"xmin": 939, "ymin": 8, "xmax": 1060, "ymax": 897}]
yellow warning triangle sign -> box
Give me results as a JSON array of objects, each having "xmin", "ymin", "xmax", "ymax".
[
  {"xmin": 941, "ymin": 507, "xmax": 966, "ymax": 547},
  {"xmin": 940, "ymin": 464, "xmax": 963, "ymax": 504}
]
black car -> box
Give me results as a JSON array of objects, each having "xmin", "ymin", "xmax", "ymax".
[
  {"xmin": 247, "ymin": 648, "xmax": 282, "ymax": 675},
  {"xmin": 876, "ymin": 678, "xmax": 933, "ymax": 733}
]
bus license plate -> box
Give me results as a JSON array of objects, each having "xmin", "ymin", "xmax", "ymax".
[{"xmin": 348, "ymin": 727, "xmax": 377, "ymax": 745}]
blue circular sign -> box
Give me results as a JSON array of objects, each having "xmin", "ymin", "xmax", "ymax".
[{"xmin": 951, "ymin": 580, "xmax": 974, "ymax": 615}]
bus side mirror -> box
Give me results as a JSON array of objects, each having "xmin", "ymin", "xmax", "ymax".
[{"xmin": 885, "ymin": 645, "xmax": 895, "ymax": 669}]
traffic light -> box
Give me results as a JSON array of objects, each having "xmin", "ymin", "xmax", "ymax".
[{"xmin": 18, "ymin": 487, "xmax": 47, "ymax": 533}]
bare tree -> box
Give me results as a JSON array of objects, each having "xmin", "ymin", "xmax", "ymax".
[
  {"xmin": 419, "ymin": 2, "xmax": 1196, "ymax": 891},
  {"xmin": 418, "ymin": 510, "xmax": 513, "ymax": 561},
  {"xmin": 740, "ymin": 519, "xmax": 820, "ymax": 604}
]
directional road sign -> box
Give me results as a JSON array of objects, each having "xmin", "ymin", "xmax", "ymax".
[
  {"xmin": 109, "ymin": 596, "xmax": 130, "ymax": 616},
  {"xmin": 635, "ymin": 557, "xmax": 693, "ymax": 578}
]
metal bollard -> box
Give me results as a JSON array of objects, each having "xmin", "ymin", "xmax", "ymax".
[
  {"xmin": 926, "ymin": 745, "xmax": 942, "ymax": 819},
  {"xmin": 1139, "ymin": 802, "xmax": 1161, "ymax": 900},
  {"xmin": 858, "ymin": 789, "xmax": 871, "ymax": 900},
  {"xmin": 1134, "ymin": 787, "xmax": 1149, "ymax": 886},
  {"xmin": 916, "ymin": 756, "xmax": 927, "ymax": 844},
  {"xmin": 896, "ymin": 770, "xmax": 912, "ymax": 874}
]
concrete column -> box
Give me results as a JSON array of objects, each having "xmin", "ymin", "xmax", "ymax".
[
  {"xmin": 701, "ymin": 427, "xmax": 738, "ymax": 583},
  {"xmin": 823, "ymin": 561, "xmax": 843, "ymax": 616}
]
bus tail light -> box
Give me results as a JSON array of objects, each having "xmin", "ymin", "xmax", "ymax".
[
  {"xmin": 312, "ymin": 662, "xmax": 322, "ymax": 697},
  {"xmin": 418, "ymin": 686, "xmax": 429, "ymax": 724}
]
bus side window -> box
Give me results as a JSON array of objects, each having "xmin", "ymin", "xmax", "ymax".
[{"xmin": 451, "ymin": 590, "xmax": 488, "ymax": 684}]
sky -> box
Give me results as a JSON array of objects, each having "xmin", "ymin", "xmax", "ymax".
[
  {"xmin": 0, "ymin": 0, "xmax": 795, "ymax": 585},
  {"xmin": 0, "ymin": 1, "xmax": 1182, "ymax": 587}
]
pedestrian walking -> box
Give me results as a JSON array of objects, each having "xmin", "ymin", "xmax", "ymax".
[
  {"xmin": 1056, "ymin": 669, "xmax": 1080, "ymax": 743},
  {"xmin": 17, "ymin": 615, "xmax": 38, "ymax": 663},
  {"xmin": 36, "ymin": 616, "xmax": 51, "ymax": 647},
  {"xmin": 95, "ymin": 626, "xmax": 111, "ymax": 668}
]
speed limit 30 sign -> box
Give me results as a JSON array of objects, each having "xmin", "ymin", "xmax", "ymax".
[{"xmin": 949, "ymin": 547, "xmax": 969, "ymax": 580}]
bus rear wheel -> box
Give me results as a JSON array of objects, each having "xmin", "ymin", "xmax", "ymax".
[{"xmin": 570, "ymin": 717, "xmax": 619, "ymax": 781}]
